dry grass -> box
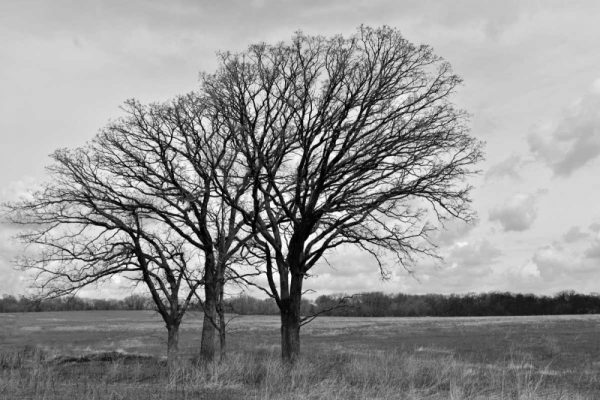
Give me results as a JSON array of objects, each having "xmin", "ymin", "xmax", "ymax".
[
  {"xmin": 2, "ymin": 312, "xmax": 600, "ymax": 399},
  {"xmin": 0, "ymin": 345, "xmax": 598, "ymax": 400}
]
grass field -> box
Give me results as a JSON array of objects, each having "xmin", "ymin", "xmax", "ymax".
[{"xmin": 1, "ymin": 311, "xmax": 600, "ymax": 399}]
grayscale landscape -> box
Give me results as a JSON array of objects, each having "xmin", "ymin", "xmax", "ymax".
[{"xmin": 1, "ymin": 1, "xmax": 600, "ymax": 399}]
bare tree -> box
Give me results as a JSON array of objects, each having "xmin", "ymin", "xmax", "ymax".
[
  {"xmin": 7, "ymin": 147, "xmax": 201, "ymax": 372},
  {"xmin": 7, "ymin": 93, "xmax": 255, "ymax": 363},
  {"xmin": 202, "ymin": 26, "xmax": 483, "ymax": 362},
  {"xmin": 91, "ymin": 94, "xmax": 255, "ymax": 362}
]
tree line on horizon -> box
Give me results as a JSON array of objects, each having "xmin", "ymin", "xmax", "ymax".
[{"xmin": 3, "ymin": 291, "xmax": 599, "ymax": 317}]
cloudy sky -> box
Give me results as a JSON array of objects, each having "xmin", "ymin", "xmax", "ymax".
[{"xmin": 1, "ymin": 0, "xmax": 600, "ymax": 298}]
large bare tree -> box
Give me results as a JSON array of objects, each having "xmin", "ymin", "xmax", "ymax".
[{"xmin": 202, "ymin": 26, "xmax": 483, "ymax": 362}]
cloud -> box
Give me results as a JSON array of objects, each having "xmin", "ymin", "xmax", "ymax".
[
  {"xmin": 408, "ymin": 0, "xmax": 525, "ymax": 40},
  {"xmin": 0, "ymin": 222, "xmax": 28, "ymax": 296},
  {"xmin": 433, "ymin": 218, "xmax": 478, "ymax": 246},
  {"xmin": 584, "ymin": 233, "xmax": 600, "ymax": 259},
  {"xmin": 485, "ymin": 154, "xmax": 523, "ymax": 181},
  {"xmin": 528, "ymin": 81, "xmax": 600, "ymax": 176},
  {"xmin": 489, "ymin": 191, "xmax": 545, "ymax": 232},
  {"xmin": 531, "ymin": 244, "xmax": 572, "ymax": 280},
  {"xmin": 303, "ymin": 238, "xmax": 503, "ymax": 296},
  {"xmin": 445, "ymin": 239, "xmax": 502, "ymax": 269},
  {"xmin": 0, "ymin": 178, "xmax": 38, "ymax": 204},
  {"xmin": 525, "ymin": 234, "xmax": 600, "ymax": 284},
  {"xmin": 0, "ymin": 178, "xmax": 45, "ymax": 296},
  {"xmin": 584, "ymin": 243, "xmax": 600, "ymax": 259},
  {"xmin": 301, "ymin": 245, "xmax": 422, "ymax": 296},
  {"xmin": 496, "ymin": 230, "xmax": 600, "ymax": 294},
  {"xmin": 507, "ymin": 260, "xmax": 541, "ymax": 280},
  {"xmin": 563, "ymin": 226, "xmax": 589, "ymax": 243},
  {"xmin": 497, "ymin": 225, "xmax": 600, "ymax": 292},
  {"xmin": 521, "ymin": 243, "xmax": 581, "ymax": 283},
  {"xmin": 560, "ymin": 225, "xmax": 600, "ymax": 258},
  {"xmin": 394, "ymin": 239, "xmax": 502, "ymax": 294},
  {"xmin": 426, "ymin": 239, "xmax": 500, "ymax": 282}
]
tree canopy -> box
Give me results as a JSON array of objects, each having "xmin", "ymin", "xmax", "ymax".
[{"xmin": 201, "ymin": 26, "xmax": 482, "ymax": 361}]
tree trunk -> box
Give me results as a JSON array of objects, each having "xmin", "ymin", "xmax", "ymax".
[
  {"xmin": 200, "ymin": 256, "xmax": 217, "ymax": 362},
  {"xmin": 280, "ymin": 306, "xmax": 300, "ymax": 363},
  {"xmin": 166, "ymin": 323, "xmax": 180, "ymax": 375},
  {"xmin": 218, "ymin": 311, "xmax": 226, "ymax": 362},
  {"xmin": 200, "ymin": 294, "xmax": 217, "ymax": 362},
  {"xmin": 280, "ymin": 273, "xmax": 303, "ymax": 363},
  {"xmin": 216, "ymin": 269, "xmax": 227, "ymax": 362}
]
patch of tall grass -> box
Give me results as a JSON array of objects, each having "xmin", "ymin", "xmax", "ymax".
[{"xmin": 0, "ymin": 346, "xmax": 596, "ymax": 399}]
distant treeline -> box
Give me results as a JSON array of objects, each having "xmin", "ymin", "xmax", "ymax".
[
  {"xmin": 2, "ymin": 291, "xmax": 600, "ymax": 316},
  {"xmin": 0, "ymin": 294, "xmax": 151, "ymax": 313},
  {"xmin": 305, "ymin": 291, "xmax": 600, "ymax": 317},
  {"xmin": 222, "ymin": 291, "xmax": 600, "ymax": 317}
]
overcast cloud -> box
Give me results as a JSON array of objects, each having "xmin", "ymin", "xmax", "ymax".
[
  {"xmin": 2, "ymin": 0, "xmax": 600, "ymax": 297},
  {"xmin": 489, "ymin": 191, "xmax": 545, "ymax": 232},
  {"xmin": 528, "ymin": 83, "xmax": 600, "ymax": 177}
]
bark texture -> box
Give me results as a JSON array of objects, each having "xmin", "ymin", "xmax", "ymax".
[
  {"xmin": 200, "ymin": 280, "xmax": 217, "ymax": 362},
  {"xmin": 166, "ymin": 323, "xmax": 180, "ymax": 374},
  {"xmin": 280, "ymin": 272, "xmax": 303, "ymax": 363}
]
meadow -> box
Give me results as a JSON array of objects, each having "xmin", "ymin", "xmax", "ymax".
[{"xmin": 1, "ymin": 311, "xmax": 599, "ymax": 399}]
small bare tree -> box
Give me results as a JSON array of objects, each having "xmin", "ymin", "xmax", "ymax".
[
  {"xmin": 8, "ymin": 93, "xmax": 255, "ymax": 363},
  {"xmin": 90, "ymin": 94, "xmax": 255, "ymax": 362},
  {"xmin": 8, "ymin": 147, "xmax": 201, "ymax": 372},
  {"xmin": 202, "ymin": 26, "xmax": 483, "ymax": 362}
]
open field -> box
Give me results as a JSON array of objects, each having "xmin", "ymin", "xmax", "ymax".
[{"xmin": 1, "ymin": 311, "xmax": 600, "ymax": 399}]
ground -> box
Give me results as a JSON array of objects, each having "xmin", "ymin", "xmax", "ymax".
[{"xmin": 1, "ymin": 311, "xmax": 599, "ymax": 399}]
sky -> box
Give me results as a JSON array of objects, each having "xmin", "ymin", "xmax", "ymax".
[{"xmin": 1, "ymin": 0, "xmax": 600, "ymax": 298}]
